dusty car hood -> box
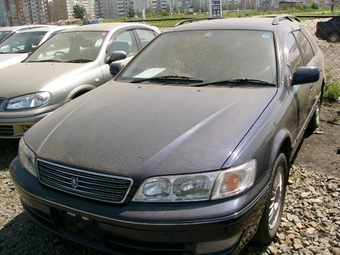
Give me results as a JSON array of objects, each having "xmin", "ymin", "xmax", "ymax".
[
  {"xmin": 26, "ymin": 82, "xmax": 277, "ymax": 178},
  {"xmin": 0, "ymin": 54, "xmax": 28, "ymax": 70},
  {"xmin": 0, "ymin": 62, "xmax": 93, "ymax": 98}
]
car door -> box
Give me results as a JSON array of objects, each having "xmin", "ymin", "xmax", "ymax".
[
  {"xmin": 292, "ymin": 30, "xmax": 321, "ymax": 118},
  {"xmin": 102, "ymin": 28, "xmax": 158, "ymax": 81},
  {"xmin": 102, "ymin": 29, "xmax": 138, "ymax": 81},
  {"xmin": 285, "ymin": 30, "xmax": 311, "ymax": 142}
]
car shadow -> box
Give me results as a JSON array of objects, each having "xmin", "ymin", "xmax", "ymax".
[
  {"xmin": 0, "ymin": 138, "xmax": 20, "ymax": 170},
  {"xmin": 289, "ymin": 126, "xmax": 316, "ymax": 167},
  {"xmin": 0, "ymin": 212, "xmax": 110, "ymax": 254}
]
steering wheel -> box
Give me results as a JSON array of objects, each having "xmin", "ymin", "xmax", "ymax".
[
  {"xmin": 11, "ymin": 47, "xmax": 20, "ymax": 52},
  {"xmin": 54, "ymin": 51, "xmax": 67, "ymax": 56}
]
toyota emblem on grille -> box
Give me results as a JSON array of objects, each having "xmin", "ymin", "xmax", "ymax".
[{"xmin": 71, "ymin": 176, "xmax": 79, "ymax": 188}]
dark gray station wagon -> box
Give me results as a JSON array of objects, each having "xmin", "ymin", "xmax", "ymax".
[{"xmin": 10, "ymin": 15, "xmax": 325, "ymax": 255}]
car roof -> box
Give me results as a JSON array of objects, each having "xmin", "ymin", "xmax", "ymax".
[
  {"xmin": 0, "ymin": 25, "xmax": 51, "ymax": 32},
  {"xmin": 170, "ymin": 15, "xmax": 301, "ymax": 32},
  {"xmin": 14, "ymin": 26, "xmax": 72, "ymax": 33},
  {"xmin": 60, "ymin": 22, "xmax": 155, "ymax": 33}
]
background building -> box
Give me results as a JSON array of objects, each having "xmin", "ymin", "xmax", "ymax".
[
  {"xmin": 53, "ymin": 0, "xmax": 94, "ymax": 21},
  {"xmin": 0, "ymin": 0, "xmax": 52, "ymax": 25}
]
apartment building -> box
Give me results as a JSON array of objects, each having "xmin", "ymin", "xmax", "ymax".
[
  {"xmin": 92, "ymin": 0, "xmax": 188, "ymax": 19},
  {"xmin": 53, "ymin": 0, "xmax": 94, "ymax": 21},
  {"xmin": 0, "ymin": 0, "xmax": 52, "ymax": 25}
]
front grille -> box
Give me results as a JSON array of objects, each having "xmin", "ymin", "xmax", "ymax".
[
  {"xmin": 0, "ymin": 125, "xmax": 14, "ymax": 136},
  {"xmin": 38, "ymin": 159, "xmax": 133, "ymax": 203}
]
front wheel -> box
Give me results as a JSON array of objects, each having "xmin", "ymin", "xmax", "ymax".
[{"xmin": 253, "ymin": 153, "xmax": 287, "ymax": 243}]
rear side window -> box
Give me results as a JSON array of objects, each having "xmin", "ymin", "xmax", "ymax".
[
  {"xmin": 286, "ymin": 32, "xmax": 303, "ymax": 73},
  {"xmin": 135, "ymin": 29, "xmax": 157, "ymax": 48},
  {"xmin": 293, "ymin": 30, "xmax": 314, "ymax": 65},
  {"xmin": 331, "ymin": 17, "xmax": 340, "ymax": 24},
  {"xmin": 300, "ymin": 26, "xmax": 318, "ymax": 55}
]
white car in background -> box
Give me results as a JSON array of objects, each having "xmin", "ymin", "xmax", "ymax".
[
  {"xmin": 0, "ymin": 25, "xmax": 51, "ymax": 43},
  {"xmin": 0, "ymin": 22, "xmax": 160, "ymax": 138},
  {"xmin": 0, "ymin": 26, "xmax": 72, "ymax": 70}
]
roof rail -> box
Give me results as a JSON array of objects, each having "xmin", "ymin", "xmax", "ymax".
[
  {"xmin": 272, "ymin": 15, "xmax": 301, "ymax": 25},
  {"xmin": 175, "ymin": 17, "xmax": 224, "ymax": 27}
]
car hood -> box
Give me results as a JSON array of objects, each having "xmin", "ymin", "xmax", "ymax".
[
  {"xmin": 0, "ymin": 62, "xmax": 92, "ymax": 98},
  {"xmin": 0, "ymin": 54, "xmax": 28, "ymax": 70},
  {"xmin": 25, "ymin": 82, "xmax": 277, "ymax": 178}
]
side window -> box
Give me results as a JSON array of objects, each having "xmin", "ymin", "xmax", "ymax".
[
  {"xmin": 47, "ymin": 30, "xmax": 63, "ymax": 39},
  {"xmin": 300, "ymin": 26, "xmax": 318, "ymax": 55},
  {"xmin": 293, "ymin": 30, "xmax": 314, "ymax": 65},
  {"xmin": 109, "ymin": 30, "xmax": 138, "ymax": 56},
  {"xmin": 135, "ymin": 29, "xmax": 157, "ymax": 48},
  {"xmin": 286, "ymin": 32, "xmax": 303, "ymax": 73},
  {"xmin": 333, "ymin": 17, "xmax": 340, "ymax": 24}
]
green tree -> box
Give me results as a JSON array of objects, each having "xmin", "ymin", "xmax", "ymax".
[
  {"xmin": 127, "ymin": 6, "xmax": 135, "ymax": 18},
  {"xmin": 73, "ymin": 4, "xmax": 86, "ymax": 19},
  {"xmin": 310, "ymin": 3, "xmax": 319, "ymax": 9}
]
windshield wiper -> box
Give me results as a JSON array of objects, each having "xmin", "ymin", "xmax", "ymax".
[
  {"xmin": 0, "ymin": 51, "xmax": 23, "ymax": 54},
  {"xmin": 66, "ymin": 59, "xmax": 92, "ymax": 63},
  {"xmin": 29, "ymin": 60, "xmax": 62, "ymax": 63},
  {"xmin": 189, "ymin": 78, "xmax": 276, "ymax": 87},
  {"xmin": 131, "ymin": 75, "xmax": 204, "ymax": 84}
]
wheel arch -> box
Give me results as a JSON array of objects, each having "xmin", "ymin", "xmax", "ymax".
[
  {"xmin": 66, "ymin": 84, "xmax": 96, "ymax": 101},
  {"xmin": 269, "ymin": 129, "xmax": 292, "ymax": 179}
]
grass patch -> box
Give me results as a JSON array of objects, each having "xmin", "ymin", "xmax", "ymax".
[{"xmin": 324, "ymin": 68, "xmax": 340, "ymax": 102}]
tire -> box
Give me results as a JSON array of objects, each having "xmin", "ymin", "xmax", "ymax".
[
  {"xmin": 253, "ymin": 153, "xmax": 287, "ymax": 244},
  {"xmin": 307, "ymin": 103, "xmax": 320, "ymax": 131},
  {"xmin": 328, "ymin": 33, "xmax": 340, "ymax": 43}
]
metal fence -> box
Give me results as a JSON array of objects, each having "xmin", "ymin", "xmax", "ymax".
[
  {"xmin": 131, "ymin": 16, "xmax": 340, "ymax": 80},
  {"xmin": 301, "ymin": 16, "xmax": 340, "ymax": 80}
]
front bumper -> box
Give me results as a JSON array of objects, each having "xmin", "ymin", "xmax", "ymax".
[
  {"xmin": 0, "ymin": 102, "xmax": 63, "ymax": 138},
  {"xmin": 0, "ymin": 112, "xmax": 49, "ymax": 138},
  {"xmin": 10, "ymin": 157, "xmax": 270, "ymax": 255},
  {"xmin": 315, "ymin": 30, "xmax": 327, "ymax": 41}
]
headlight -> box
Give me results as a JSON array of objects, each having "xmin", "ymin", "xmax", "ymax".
[
  {"xmin": 133, "ymin": 172, "xmax": 218, "ymax": 202},
  {"xmin": 6, "ymin": 92, "xmax": 51, "ymax": 110},
  {"xmin": 132, "ymin": 159, "xmax": 256, "ymax": 202},
  {"xmin": 18, "ymin": 138, "xmax": 37, "ymax": 177}
]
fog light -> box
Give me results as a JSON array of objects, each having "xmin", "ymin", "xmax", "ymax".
[{"xmin": 194, "ymin": 231, "xmax": 242, "ymax": 254}]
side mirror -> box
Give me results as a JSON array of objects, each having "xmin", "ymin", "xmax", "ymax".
[
  {"xmin": 110, "ymin": 62, "xmax": 125, "ymax": 76},
  {"xmin": 107, "ymin": 51, "xmax": 126, "ymax": 65},
  {"xmin": 292, "ymin": 66, "xmax": 320, "ymax": 85}
]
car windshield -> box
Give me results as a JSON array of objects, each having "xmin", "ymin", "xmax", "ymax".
[
  {"xmin": 118, "ymin": 30, "xmax": 277, "ymax": 86},
  {"xmin": 0, "ymin": 30, "xmax": 12, "ymax": 42},
  {"xmin": 0, "ymin": 31, "xmax": 47, "ymax": 53},
  {"xmin": 26, "ymin": 31, "xmax": 108, "ymax": 63}
]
